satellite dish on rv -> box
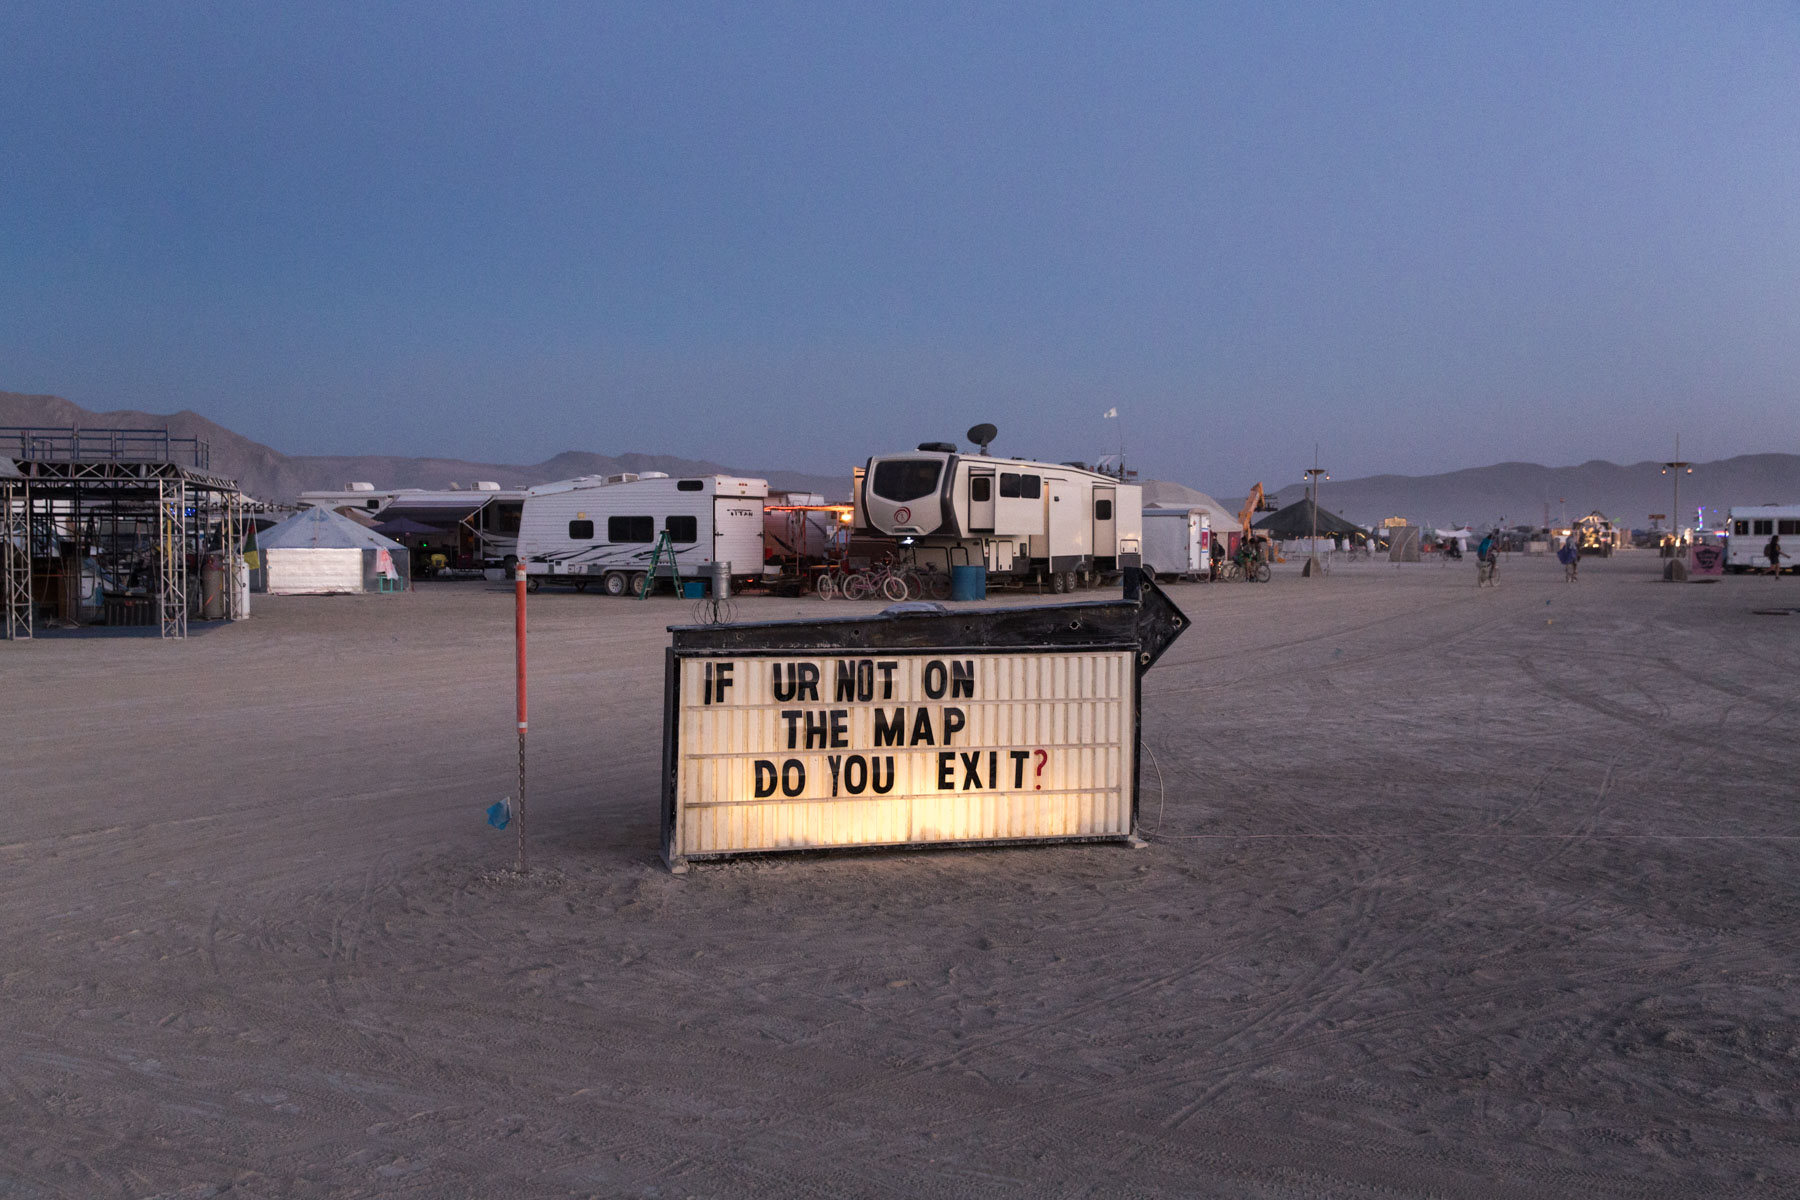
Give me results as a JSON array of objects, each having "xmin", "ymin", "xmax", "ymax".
[{"xmin": 967, "ymin": 423, "xmax": 998, "ymax": 455}]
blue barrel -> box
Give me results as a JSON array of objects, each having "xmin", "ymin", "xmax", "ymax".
[{"xmin": 950, "ymin": 564, "xmax": 987, "ymax": 601}]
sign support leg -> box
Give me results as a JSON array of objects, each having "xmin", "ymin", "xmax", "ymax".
[{"xmin": 515, "ymin": 561, "xmax": 529, "ymax": 875}]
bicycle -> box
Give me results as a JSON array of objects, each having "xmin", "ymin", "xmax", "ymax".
[
  {"xmin": 905, "ymin": 564, "xmax": 952, "ymax": 601},
  {"xmin": 847, "ymin": 560, "xmax": 910, "ymax": 601},
  {"xmin": 691, "ymin": 595, "xmax": 737, "ymax": 624}
]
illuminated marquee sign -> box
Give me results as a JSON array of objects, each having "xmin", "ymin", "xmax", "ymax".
[{"xmin": 660, "ymin": 587, "xmax": 1187, "ymax": 869}]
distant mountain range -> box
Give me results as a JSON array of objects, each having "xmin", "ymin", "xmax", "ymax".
[
  {"xmin": 5, "ymin": 388, "xmax": 1795, "ymax": 526},
  {"xmin": 0, "ymin": 390, "xmax": 847, "ymax": 502}
]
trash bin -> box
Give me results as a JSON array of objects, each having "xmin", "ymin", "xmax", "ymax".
[
  {"xmin": 950, "ymin": 564, "xmax": 987, "ymax": 601},
  {"xmin": 711, "ymin": 561, "xmax": 732, "ymax": 599}
]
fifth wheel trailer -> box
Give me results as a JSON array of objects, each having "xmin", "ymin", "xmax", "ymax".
[
  {"xmin": 857, "ymin": 445, "xmax": 1142, "ymax": 591},
  {"xmin": 513, "ymin": 473, "xmax": 767, "ymax": 593}
]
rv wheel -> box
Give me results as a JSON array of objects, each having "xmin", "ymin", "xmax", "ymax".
[
  {"xmin": 1061, "ymin": 570, "xmax": 1078, "ymax": 593},
  {"xmin": 630, "ymin": 571, "xmax": 649, "ymax": 596},
  {"xmin": 602, "ymin": 571, "xmax": 627, "ymax": 597},
  {"xmin": 1047, "ymin": 571, "xmax": 1064, "ymax": 594}
]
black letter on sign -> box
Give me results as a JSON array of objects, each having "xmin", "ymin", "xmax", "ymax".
[
  {"xmin": 843, "ymin": 754, "xmax": 868, "ymax": 795},
  {"xmin": 923, "ymin": 660, "xmax": 948, "ymax": 699},
  {"xmin": 797, "ymin": 663, "xmax": 820, "ymax": 702},
  {"xmin": 871, "ymin": 756, "xmax": 895, "ymax": 793},
  {"xmin": 781, "ymin": 710, "xmax": 803, "ymax": 749},
  {"xmin": 773, "ymin": 663, "xmax": 797, "ymax": 702},
  {"xmin": 910, "ymin": 708, "xmax": 935, "ymax": 746},
  {"xmin": 950, "ymin": 660, "xmax": 974, "ymax": 698},
  {"xmin": 961, "ymin": 751, "xmax": 982, "ymax": 790},
  {"xmin": 937, "ymin": 751, "xmax": 956, "ymax": 790},
  {"xmin": 827, "ymin": 755, "xmax": 842, "ymax": 797},
  {"xmin": 830, "ymin": 709, "xmax": 849, "ymax": 748},
  {"xmin": 1011, "ymin": 749, "xmax": 1030, "ymax": 788},
  {"xmin": 873, "ymin": 708, "xmax": 905, "ymax": 747},
  {"xmin": 781, "ymin": 759, "xmax": 806, "ymax": 798},
  {"xmin": 877, "ymin": 661, "xmax": 898, "ymax": 699},
  {"xmin": 942, "ymin": 706, "xmax": 965, "ymax": 745},
  {"xmin": 754, "ymin": 760, "xmax": 778, "ymax": 798},
  {"xmin": 834, "ymin": 660, "xmax": 857, "ymax": 702},
  {"xmin": 714, "ymin": 662, "xmax": 733, "ymax": 703},
  {"xmin": 805, "ymin": 710, "xmax": 829, "ymax": 749}
]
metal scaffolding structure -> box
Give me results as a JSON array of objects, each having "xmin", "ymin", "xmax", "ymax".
[
  {"xmin": 1, "ymin": 428, "xmax": 246, "ymax": 641},
  {"xmin": 3, "ymin": 479, "xmax": 29, "ymax": 640}
]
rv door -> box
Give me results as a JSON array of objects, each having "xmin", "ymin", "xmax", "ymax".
[
  {"xmin": 968, "ymin": 469, "xmax": 996, "ymax": 532},
  {"xmin": 1186, "ymin": 511, "xmax": 1202, "ymax": 572},
  {"xmin": 1093, "ymin": 486, "xmax": 1116, "ymax": 563}
]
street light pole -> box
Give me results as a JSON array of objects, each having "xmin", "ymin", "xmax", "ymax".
[
  {"xmin": 1304, "ymin": 451, "xmax": 1329, "ymax": 576},
  {"xmin": 1660, "ymin": 434, "xmax": 1693, "ymax": 547}
]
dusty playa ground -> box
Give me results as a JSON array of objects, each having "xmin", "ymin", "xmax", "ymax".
[{"xmin": 3, "ymin": 554, "xmax": 1797, "ymax": 1198}]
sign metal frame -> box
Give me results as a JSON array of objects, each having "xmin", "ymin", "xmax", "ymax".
[{"xmin": 660, "ymin": 581, "xmax": 1187, "ymax": 871}]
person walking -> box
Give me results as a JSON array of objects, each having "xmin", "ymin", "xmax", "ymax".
[
  {"xmin": 1557, "ymin": 532, "xmax": 1580, "ymax": 582},
  {"xmin": 1209, "ymin": 535, "xmax": 1224, "ymax": 581},
  {"xmin": 1767, "ymin": 533, "xmax": 1786, "ymax": 577}
]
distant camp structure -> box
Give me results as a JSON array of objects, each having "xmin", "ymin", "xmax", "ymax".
[
  {"xmin": 255, "ymin": 506, "xmax": 410, "ymax": 595},
  {"xmin": 1252, "ymin": 497, "xmax": 1364, "ymax": 543}
]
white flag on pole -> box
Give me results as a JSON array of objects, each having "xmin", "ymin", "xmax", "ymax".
[{"xmin": 1102, "ymin": 407, "xmax": 1118, "ymax": 419}]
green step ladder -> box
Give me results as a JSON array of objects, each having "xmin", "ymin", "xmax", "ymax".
[{"xmin": 639, "ymin": 532, "xmax": 683, "ymax": 599}]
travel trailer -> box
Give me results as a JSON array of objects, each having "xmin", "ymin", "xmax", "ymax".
[
  {"xmin": 1141, "ymin": 507, "xmax": 1211, "ymax": 580},
  {"xmin": 513, "ymin": 473, "xmax": 767, "ymax": 593},
  {"xmin": 856, "ymin": 442, "xmax": 1142, "ymax": 591},
  {"xmin": 1725, "ymin": 505, "xmax": 1800, "ymax": 573}
]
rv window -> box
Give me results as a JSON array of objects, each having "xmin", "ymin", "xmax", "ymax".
[
  {"xmin": 1754, "ymin": 520, "xmax": 1774, "ymax": 536},
  {"xmin": 999, "ymin": 473, "xmax": 1020, "ymax": 498},
  {"xmin": 492, "ymin": 503, "xmax": 522, "ymax": 534},
  {"xmin": 1018, "ymin": 475, "xmax": 1041, "ymax": 499},
  {"xmin": 366, "ymin": 500, "xmax": 379, "ymax": 511},
  {"xmin": 1095, "ymin": 499, "xmax": 1113, "ymax": 520},
  {"xmin": 608, "ymin": 515, "xmax": 655, "ymax": 543},
  {"xmin": 970, "ymin": 476, "xmax": 991, "ymax": 503},
  {"xmin": 665, "ymin": 515, "xmax": 698, "ymax": 543},
  {"xmin": 569, "ymin": 519, "xmax": 595, "ymax": 540},
  {"xmin": 871, "ymin": 460, "xmax": 943, "ymax": 502},
  {"xmin": 677, "ymin": 480, "xmax": 704, "ymax": 492},
  {"xmin": 1735, "ymin": 520, "xmax": 1749, "ymax": 536},
  {"xmin": 1781, "ymin": 520, "xmax": 1800, "ymax": 536}
]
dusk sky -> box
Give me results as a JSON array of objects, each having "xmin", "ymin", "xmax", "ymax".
[{"xmin": 3, "ymin": 2, "xmax": 1796, "ymax": 493}]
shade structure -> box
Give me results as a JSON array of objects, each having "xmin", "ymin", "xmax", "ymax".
[{"xmin": 1253, "ymin": 498, "xmax": 1364, "ymax": 540}]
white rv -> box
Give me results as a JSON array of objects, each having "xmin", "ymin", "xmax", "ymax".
[
  {"xmin": 857, "ymin": 445, "xmax": 1142, "ymax": 591},
  {"xmin": 1141, "ymin": 507, "xmax": 1211, "ymax": 580},
  {"xmin": 514, "ymin": 473, "xmax": 768, "ymax": 593},
  {"xmin": 1726, "ymin": 505, "xmax": 1800, "ymax": 572}
]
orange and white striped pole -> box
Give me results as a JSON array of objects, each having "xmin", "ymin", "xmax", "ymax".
[{"xmin": 515, "ymin": 561, "xmax": 529, "ymax": 875}]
